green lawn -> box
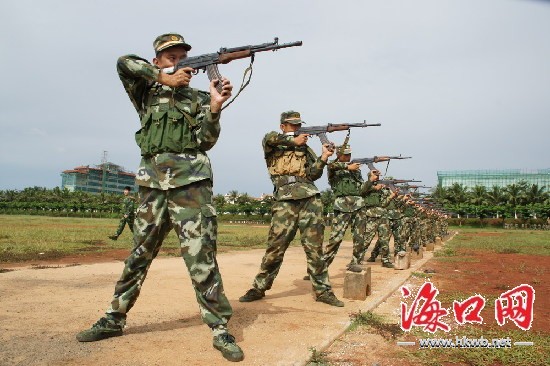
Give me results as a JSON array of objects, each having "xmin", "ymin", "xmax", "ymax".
[
  {"xmin": 448, "ymin": 226, "xmax": 550, "ymax": 256},
  {"xmin": 0, "ymin": 215, "xmax": 351, "ymax": 262}
]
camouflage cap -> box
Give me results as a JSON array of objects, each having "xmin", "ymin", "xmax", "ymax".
[
  {"xmin": 337, "ymin": 144, "xmax": 352, "ymax": 155},
  {"xmin": 154, "ymin": 33, "xmax": 192, "ymax": 53},
  {"xmin": 280, "ymin": 110, "xmax": 305, "ymax": 125}
]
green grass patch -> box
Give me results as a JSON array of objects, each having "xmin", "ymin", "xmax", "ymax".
[
  {"xmin": 0, "ymin": 214, "xmax": 356, "ymax": 262},
  {"xmin": 412, "ymin": 271, "xmax": 434, "ymax": 279},
  {"xmin": 433, "ymin": 247, "xmax": 457, "ymax": 257},
  {"xmin": 348, "ymin": 311, "xmax": 403, "ymax": 339},
  {"xmin": 434, "ymin": 256, "xmax": 481, "ymax": 263},
  {"xmin": 305, "ymin": 347, "xmax": 330, "ymax": 366},
  {"xmin": 448, "ymin": 228, "xmax": 550, "ymax": 256}
]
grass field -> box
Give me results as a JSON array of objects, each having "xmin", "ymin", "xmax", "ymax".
[
  {"xmin": 0, "ymin": 215, "xmax": 352, "ymax": 262},
  {"xmin": 447, "ymin": 226, "xmax": 550, "ymax": 256}
]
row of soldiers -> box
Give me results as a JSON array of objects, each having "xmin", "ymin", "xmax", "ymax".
[
  {"xmin": 238, "ymin": 110, "xmax": 450, "ymax": 306},
  {"xmin": 324, "ymin": 143, "xmax": 450, "ymax": 272}
]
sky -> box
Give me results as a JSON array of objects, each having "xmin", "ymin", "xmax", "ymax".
[{"xmin": 1, "ymin": 0, "xmax": 549, "ymax": 196}]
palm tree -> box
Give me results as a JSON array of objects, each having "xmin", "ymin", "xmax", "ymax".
[
  {"xmin": 525, "ymin": 184, "xmax": 547, "ymax": 204},
  {"xmin": 486, "ymin": 185, "xmax": 505, "ymax": 218},
  {"xmin": 236, "ymin": 193, "xmax": 252, "ymax": 205},
  {"xmin": 503, "ymin": 184, "xmax": 526, "ymax": 219},
  {"xmin": 227, "ymin": 190, "xmax": 239, "ymax": 204},
  {"xmin": 447, "ymin": 183, "xmax": 468, "ymax": 205},
  {"xmin": 468, "ymin": 185, "xmax": 487, "ymax": 218},
  {"xmin": 213, "ymin": 194, "xmax": 226, "ymax": 207},
  {"xmin": 432, "ymin": 185, "xmax": 450, "ymax": 205},
  {"xmin": 469, "ymin": 185, "xmax": 487, "ymax": 206}
]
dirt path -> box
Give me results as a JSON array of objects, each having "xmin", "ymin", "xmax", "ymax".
[{"xmin": 0, "ymin": 240, "xmax": 442, "ymax": 366}]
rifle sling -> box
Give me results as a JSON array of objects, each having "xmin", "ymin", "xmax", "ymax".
[{"xmin": 222, "ymin": 56, "xmax": 254, "ymax": 111}]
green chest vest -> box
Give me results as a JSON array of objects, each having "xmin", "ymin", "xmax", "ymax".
[
  {"xmin": 329, "ymin": 168, "xmax": 363, "ymax": 197},
  {"xmin": 364, "ymin": 190, "xmax": 383, "ymax": 207},
  {"xmin": 135, "ymin": 85, "xmax": 202, "ymax": 157}
]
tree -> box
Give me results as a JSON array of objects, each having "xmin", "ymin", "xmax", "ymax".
[
  {"xmin": 213, "ymin": 194, "xmax": 226, "ymax": 209},
  {"xmin": 227, "ymin": 190, "xmax": 239, "ymax": 204},
  {"xmin": 503, "ymin": 184, "xmax": 526, "ymax": 219},
  {"xmin": 525, "ymin": 184, "xmax": 547, "ymax": 204},
  {"xmin": 320, "ymin": 189, "xmax": 334, "ymax": 215},
  {"xmin": 447, "ymin": 183, "xmax": 468, "ymax": 205}
]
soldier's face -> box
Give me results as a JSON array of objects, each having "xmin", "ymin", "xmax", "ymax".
[
  {"xmin": 337, "ymin": 154, "xmax": 351, "ymax": 162},
  {"xmin": 153, "ymin": 46, "xmax": 188, "ymax": 68}
]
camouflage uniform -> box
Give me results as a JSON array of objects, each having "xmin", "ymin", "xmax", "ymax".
[
  {"xmin": 409, "ymin": 205, "xmax": 423, "ymax": 250},
  {"xmin": 101, "ymin": 53, "xmax": 232, "ymax": 331},
  {"xmin": 113, "ymin": 196, "xmax": 135, "ymax": 238},
  {"xmin": 387, "ymin": 195, "xmax": 406, "ymax": 254},
  {"xmin": 250, "ymin": 130, "xmax": 334, "ymax": 297},
  {"xmin": 363, "ymin": 181, "xmax": 394, "ymax": 265},
  {"xmin": 419, "ymin": 210, "xmax": 429, "ymax": 247},
  {"xmin": 323, "ymin": 161, "xmax": 367, "ymax": 267},
  {"xmin": 399, "ymin": 201, "xmax": 416, "ymax": 251}
]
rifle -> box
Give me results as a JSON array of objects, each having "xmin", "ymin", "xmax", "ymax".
[
  {"xmin": 395, "ymin": 184, "xmax": 430, "ymax": 194},
  {"xmin": 162, "ymin": 37, "xmax": 302, "ymax": 106},
  {"xmin": 350, "ymin": 155, "xmax": 411, "ymax": 170},
  {"xmin": 376, "ymin": 179, "xmax": 421, "ymax": 193},
  {"xmin": 293, "ymin": 121, "xmax": 381, "ymax": 151}
]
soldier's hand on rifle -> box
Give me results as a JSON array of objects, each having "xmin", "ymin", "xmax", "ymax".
[
  {"xmin": 347, "ymin": 163, "xmax": 361, "ymax": 171},
  {"xmin": 158, "ymin": 67, "xmax": 193, "ymax": 88},
  {"xmin": 321, "ymin": 144, "xmax": 334, "ymax": 161},
  {"xmin": 293, "ymin": 134, "xmax": 309, "ymax": 146},
  {"xmin": 210, "ymin": 78, "xmax": 233, "ymax": 113}
]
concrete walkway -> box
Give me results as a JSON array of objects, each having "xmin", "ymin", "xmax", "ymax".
[{"xmin": 0, "ymin": 238, "xmax": 451, "ymax": 366}]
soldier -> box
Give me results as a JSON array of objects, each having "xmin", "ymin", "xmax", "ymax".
[
  {"xmin": 108, "ymin": 186, "xmax": 135, "ymax": 241},
  {"xmin": 323, "ymin": 144, "xmax": 367, "ymax": 273},
  {"xmin": 398, "ymin": 195, "xmax": 417, "ymax": 253},
  {"xmin": 76, "ymin": 33, "xmax": 244, "ymax": 362},
  {"xmin": 408, "ymin": 203, "xmax": 423, "ymax": 253},
  {"xmin": 363, "ymin": 171, "xmax": 398, "ymax": 268},
  {"xmin": 239, "ymin": 111, "xmax": 344, "ymax": 307},
  {"xmin": 387, "ymin": 189, "xmax": 406, "ymax": 256}
]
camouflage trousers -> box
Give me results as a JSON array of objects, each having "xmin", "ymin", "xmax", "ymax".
[
  {"xmin": 252, "ymin": 195, "xmax": 332, "ymax": 297},
  {"xmin": 364, "ymin": 216, "xmax": 391, "ymax": 264},
  {"xmin": 114, "ymin": 216, "xmax": 134, "ymax": 237},
  {"xmin": 105, "ymin": 180, "xmax": 232, "ymax": 329},
  {"xmin": 390, "ymin": 217, "xmax": 410, "ymax": 254},
  {"xmin": 324, "ymin": 208, "xmax": 367, "ymax": 266},
  {"xmin": 420, "ymin": 220, "xmax": 428, "ymax": 246},
  {"xmin": 409, "ymin": 219, "xmax": 422, "ymax": 250}
]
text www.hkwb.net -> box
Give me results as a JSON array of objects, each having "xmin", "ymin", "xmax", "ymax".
[{"xmin": 397, "ymin": 337, "xmax": 533, "ymax": 349}]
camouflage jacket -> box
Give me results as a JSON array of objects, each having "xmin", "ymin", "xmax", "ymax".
[
  {"xmin": 361, "ymin": 181, "xmax": 393, "ymax": 218},
  {"xmin": 402, "ymin": 201, "xmax": 416, "ymax": 218},
  {"xmin": 263, "ymin": 132, "xmax": 326, "ymax": 201},
  {"xmin": 383, "ymin": 194, "xmax": 404, "ymax": 220},
  {"xmin": 117, "ymin": 54, "xmax": 220, "ymax": 190},
  {"xmin": 328, "ymin": 161, "xmax": 364, "ymax": 213},
  {"xmin": 122, "ymin": 196, "xmax": 135, "ymax": 216}
]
